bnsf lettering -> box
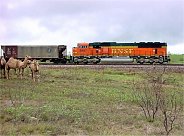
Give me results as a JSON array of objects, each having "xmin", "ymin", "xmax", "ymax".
[
  {"xmin": 80, "ymin": 49, "xmax": 85, "ymax": 52},
  {"xmin": 112, "ymin": 49, "xmax": 134, "ymax": 54}
]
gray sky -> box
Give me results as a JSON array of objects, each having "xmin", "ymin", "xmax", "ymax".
[{"xmin": 0, "ymin": 0, "xmax": 183, "ymax": 54}]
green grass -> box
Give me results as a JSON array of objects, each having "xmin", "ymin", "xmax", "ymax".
[
  {"xmin": 170, "ymin": 54, "xmax": 184, "ymax": 64},
  {"xmin": 0, "ymin": 67, "xmax": 183, "ymax": 135}
]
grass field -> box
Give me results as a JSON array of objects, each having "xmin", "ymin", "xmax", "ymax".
[
  {"xmin": 0, "ymin": 66, "xmax": 183, "ymax": 135},
  {"xmin": 170, "ymin": 54, "xmax": 184, "ymax": 64}
]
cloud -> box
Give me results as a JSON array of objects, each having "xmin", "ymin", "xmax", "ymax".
[
  {"xmin": 0, "ymin": 0, "xmax": 183, "ymax": 53},
  {"xmin": 168, "ymin": 43, "xmax": 184, "ymax": 54}
]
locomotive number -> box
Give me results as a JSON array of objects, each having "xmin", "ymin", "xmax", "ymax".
[{"xmin": 112, "ymin": 49, "xmax": 134, "ymax": 54}]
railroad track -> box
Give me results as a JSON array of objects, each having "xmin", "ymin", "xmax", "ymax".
[
  {"xmin": 41, "ymin": 63, "xmax": 184, "ymax": 70},
  {"xmin": 40, "ymin": 62, "xmax": 183, "ymax": 66}
]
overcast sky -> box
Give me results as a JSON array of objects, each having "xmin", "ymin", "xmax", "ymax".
[{"xmin": 0, "ymin": 0, "xmax": 183, "ymax": 54}]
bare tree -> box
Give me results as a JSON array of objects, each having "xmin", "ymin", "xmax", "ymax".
[
  {"xmin": 133, "ymin": 79, "xmax": 161, "ymax": 122},
  {"xmin": 132, "ymin": 66, "xmax": 183, "ymax": 135},
  {"xmin": 159, "ymin": 91, "xmax": 183, "ymax": 135},
  {"xmin": 132, "ymin": 66, "xmax": 165, "ymax": 122}
]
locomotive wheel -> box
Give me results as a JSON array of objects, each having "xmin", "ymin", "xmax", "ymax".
[
  {"xmin": 149, "ymin": 61, "xmax": 154, "ymax": 65},
  {"xmin": 159, "ymin": 61, "xmax": 163, "ymax": 64},
  {"xmin": 136, "ymin": 58, "xmax": 145, "ymax": 64},
  {"xmin": 74, "ymin": 61, "xmax": 79, "ymax": 64},
  {"xmin": 158, "ymin": 57, "xmax": 164, "ymax": 64},
  {"xmin": 83, "ymin": 61, "xmax": 88, "ymax": 64},
  {"xmin": 149, "ymin": 59, "xmax": 154, "ymax": 64},
  {"xmin": 93, "ymin": 62, "xmax": 98, "ymax": 64}
]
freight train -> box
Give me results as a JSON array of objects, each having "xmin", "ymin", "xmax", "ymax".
[
  {"xmin": 1, "ymin": 45, "xmax": 67, "ymax": 63},
  {"xmin": 0, "ymin": 42, "xmax": 170, "ymax": 64}
]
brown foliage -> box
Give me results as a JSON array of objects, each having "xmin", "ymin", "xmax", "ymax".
[{"xmin": 133, "ymin": 66, "xmax": 183, "ymax": 135}]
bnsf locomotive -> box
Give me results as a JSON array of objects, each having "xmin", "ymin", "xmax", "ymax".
[
  {"xmin": 73, "ymin": 42, "xmax": 170, "ymax": 64},
  {"xmin": 1, "ymin": 42, "xmax": 170, "ymax": 64}
]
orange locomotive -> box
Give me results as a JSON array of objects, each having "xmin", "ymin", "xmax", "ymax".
[{"xmin": 72, "ymin": 42, "xmax": 170, "ymax": 64}]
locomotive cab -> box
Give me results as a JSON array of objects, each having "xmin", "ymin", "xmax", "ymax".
[
  {"xmin": 77, "ymin": 43, "xmax": 89, "ymax": 48},
  {"xmin": 73, "ymin": 43, "xmax": 89, "ymax": 57},
  {"xmin": 72, "ymin": 43, "xmax": 100, "ymax": 64}
]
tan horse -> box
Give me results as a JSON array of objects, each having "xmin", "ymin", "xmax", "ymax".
[
  {"xmin": 0, "ymin": 57, "xmax": 6, "ymax": 78},
  {"xmin": 29, "ymin": 59, "xmax": 40, "ymax": 82},
  {"xmin": 6, "ymin": 56, "xmax": 31, "ymax": 79}
]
